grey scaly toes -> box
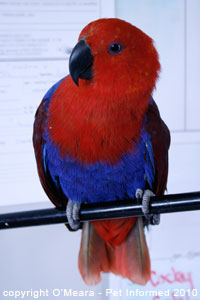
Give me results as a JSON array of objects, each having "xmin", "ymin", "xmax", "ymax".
[
  {"xmin": 66, "ymin": 199, "xmax": 81, "ymax": 230},
  {"xmin": 135, "ymin": 189, "xmax": 160, "ymax": 225}
]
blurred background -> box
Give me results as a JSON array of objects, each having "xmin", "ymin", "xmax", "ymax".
[{"xmin": 0, "ymin": 1, "xmax": 200, "ymax": 299}]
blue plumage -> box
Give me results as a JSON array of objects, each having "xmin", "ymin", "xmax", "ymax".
[
  {"xmin": 32, "ymin": 18, "xmax": 171, "ymax": 286},
  {"xmin": 39, "ymin": 78, "xmax": 155, "ymax": 204},
  {"xmin": 42, "ymin": 124, "xmax": 154, "ymax": 204}
]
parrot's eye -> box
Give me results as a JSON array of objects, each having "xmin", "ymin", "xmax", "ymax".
[{"xmin": 109, "ymin": 43, "xmax": 123, "ymax": 55}]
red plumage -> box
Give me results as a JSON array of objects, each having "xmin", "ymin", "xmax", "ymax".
[
  {"xmin": 92, "ymin": 218, "xmax": 136, "ymax": 246},
  {"xmin": 78, "ymin": 99, "xmax": 170, "ymax": 285},
  {"xmin": 33, "ymin": 18, "xmax": 170, "ymax": 286},
  {"xmin": 47, "ymin": 18, "xmax": 160, "ymax": 164}
]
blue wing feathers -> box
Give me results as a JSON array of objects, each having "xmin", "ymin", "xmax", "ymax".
[{"xmin": 144, "ymin": 140, "xmax": 155, "ymax": 189}]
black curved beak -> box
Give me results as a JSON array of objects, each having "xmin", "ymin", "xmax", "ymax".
[{"xmin": 69, "ymin": 39, "xmax": 94, "ymax": 86}]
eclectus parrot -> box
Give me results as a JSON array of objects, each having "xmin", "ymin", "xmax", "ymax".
[{"xmin": 33, "ymin": 18, "xmax": 170, "ymax": 285}]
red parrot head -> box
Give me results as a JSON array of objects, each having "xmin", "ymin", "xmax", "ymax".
[
  {"xmin": 69, "ymin": 18, "xmax": 160, "ymax": 99},
  {"xmin": 48, "ymin": 18, "xmax": 161, "ymax": 164}
]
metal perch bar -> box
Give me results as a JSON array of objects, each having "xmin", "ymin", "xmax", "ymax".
[{"xmin": 0, "ymin": 191, "xmax": 200, "ymax": 230}]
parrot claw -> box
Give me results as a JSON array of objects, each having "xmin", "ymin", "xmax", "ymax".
[
  {"xmin": 66, "ymin": 199, "xmax": 81, "ymax": 231},
  {"xmin": 135, "ymin": 188, "xmax": 143, "ymax": 201},
  {"xmin": 135, "ymin": 189, "xmax": 160, "ymax": 225},
  {"xmin": 151, "ymin": 213, "xmax": 160, "ymax": 225}
]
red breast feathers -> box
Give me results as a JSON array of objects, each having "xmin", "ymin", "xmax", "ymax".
[{"xmin": 47, "ymin": 18, "xmax": 160, "ymax": 164}]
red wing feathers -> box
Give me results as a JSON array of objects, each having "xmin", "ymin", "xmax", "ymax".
[
  {"xmin": 33, "ymin": 98, "xmax": 68, "ymax": 209},
  {"xmin": 145, "ymin": 99, "xmax": 170, "ymax": 195}
]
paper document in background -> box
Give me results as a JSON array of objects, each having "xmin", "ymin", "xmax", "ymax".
[{"xmin": 0, "ymin": 0, "xmax": 115, "ymax": 206}]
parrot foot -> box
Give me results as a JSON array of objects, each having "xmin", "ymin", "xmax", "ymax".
[
  {"xmin": 135, "ymin": 189, "xmax": 160, "ymax": 225},
  {"xmin": 66, "ymin": 199, "xmax": 81, "ymax": 231}
]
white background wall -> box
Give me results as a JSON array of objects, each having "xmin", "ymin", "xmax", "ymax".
[
  {"xmin": 112, "ymin": 1, "xmax": 200, "ymax": 299},
  {"xmin": 0, "ymin": 1, "xmax": 113, "ymax": 299},
  {"xmin": 0, "ymin": 1, "xmax": 200, "ymax": 299}
]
